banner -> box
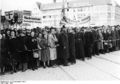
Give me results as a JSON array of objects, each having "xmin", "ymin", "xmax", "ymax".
[
  {"xmin": 60, "ymin": 16, "xmax": 91, "ymax": 26},
  {"xmin": 79, "ymin": 16, "xmax": 91, "ymax": 24},
  {"xmin": 23, "ymin": 16, "xmax": 41, "ymax": 23},
  {"xmin": 5, "ymin": 11, "xmax": 14, "ymax": 20}
]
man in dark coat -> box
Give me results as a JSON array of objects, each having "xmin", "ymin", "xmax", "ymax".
[
  {"xmin": 111, "ymin": 27, "xmax": 117, "ymax": 51},
  {"xmin": 16, "ymin": 30, "xmax": 27, "ymax": 72},
  {"xmin": 0, "ymin": 33, "xmax": 7, "ymax": 75},
  {"xmin": 115, "ymin": 27, "xmax": 120, "ymax": 50},
  {"xmin": 117, "ymin": 27, "xmax": 120, "ymax": 49},
  {"xmin": 8, "ymin": 31, "xmax": 18, "ymax": 73},
  {"xmin": 59, "ymin": 26, "xmax": 69, "ymax": 66},
  {"xmin": 25, "ymin": 31, "xmax": 33, "ymax": 69},
  {"xmin": 68, "ymin": 29, "xmax": 76, "ymax": 64},
  {"xmin": 92, "ymin": 28, "xmax": 99, "ymax": 56},
  {"xmin": 84, "ymin": 28, "xmax": 94, "ymax": 59},
  {"xmin": 75, "ymin": 28, "xmax": 85, "ymax": 61}
]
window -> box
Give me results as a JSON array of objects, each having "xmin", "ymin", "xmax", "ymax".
[
  {"xmin": 78, "ymin": 8, "xmax": 83, "ymax": 12},
  {"xmin": 67, "ymin": 9, "xmax": 69, "ymax": 11},
  {"xmin": 43, "ymin": 16, "xmax": 46, "ymax": 18}
]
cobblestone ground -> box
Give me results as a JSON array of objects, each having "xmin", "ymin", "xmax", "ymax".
[{"xmin": 1, "ymin": 51, "xmax": 120, "ymax": 80}]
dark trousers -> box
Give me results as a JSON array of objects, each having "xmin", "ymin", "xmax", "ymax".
[
  {"xmin": 92, "ymin": 42, "xmax": 99, "ymax": 55},
  {"xmin": 85, "ymin": 45, "xmax": 92, "ymax": 58}
]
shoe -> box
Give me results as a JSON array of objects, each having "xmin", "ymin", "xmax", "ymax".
[
  {"xmin": 52, "ymin": 65, "xmax": 57, "ymax": 68},
  {"xmin": 82, "ymin": 58, "xmax": 85, "ymax": 61},
  {"xmin": 43, "ymin": 66, "xmax": 46, "ymax": 69},
  {"xmin": 47, "ymin": 64, "xmax": 51, "ymax": 67},
  {"xmin": 32, "ymin": 68, "xmax": 36, "ymax": 71},
  {"xmin": 10, "ymin": 71, "xmax": 14, "ymax": 74},
  {"xmin": 63, "ymin": 64, "xmax": 69, "ymax": 66},
  {"xmin": 0, "ymin": 72, "xmax": 5, "ymax": 75}
]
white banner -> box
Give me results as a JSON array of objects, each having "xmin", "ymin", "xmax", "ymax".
[{"xmin": 23, "ymin": 16, "xmax": 41, "ymax": 23}]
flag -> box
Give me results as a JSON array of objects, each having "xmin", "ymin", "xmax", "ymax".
[
  {"xmin": 36, "ymin": 2, "xmax": 41, "ymax": 10},
  {"xmin": 53, "ymin": 0, "xmax": 56, "ymax": 3}
]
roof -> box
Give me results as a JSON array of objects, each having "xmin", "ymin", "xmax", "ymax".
[
  {"xmin": 41, "ymin": 2, "xmax": 63, "ymax": 11},
  {"xmin": 40, "ymin": 0, "xmax": 112, "ymax": 11}
]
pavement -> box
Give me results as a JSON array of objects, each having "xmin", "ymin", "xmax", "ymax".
[{"xmin": 1, "ymin": 51, "xmax": 120, "ymax": 80}]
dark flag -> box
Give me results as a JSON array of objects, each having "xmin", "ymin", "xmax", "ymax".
[
  {"xmin": 53, "ymin": 0, "xmax": 56, "ymax": 3},
  {"xmin": 36, "ymin": 2, "xmax": 41, "ymax": 10}
]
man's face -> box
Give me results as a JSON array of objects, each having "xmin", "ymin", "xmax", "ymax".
[
  {"xmin": 7, "ymin": 31, "xmax": 10, "ymax": 35},
  {"xmin": 69, "ymin": 29, "xmax": 73, "ymax": 33},
  {"xmin": 51, "ymin": 29, "xmax": 55, "ymax": 34},
  {"xmin": 63, "ymin": 28, "xmax": 67, "ymax": 32},
  {"xmin": 3, "ymin": 34, "xmax": 6, "ymax": 38},
  {"xmin": 31, "ymin": 32, "xmax": 35, "ymax": 37},
  {"xmin": 11, "ymin": 31, "xmax": 15, "ymax": 37},
  {"xmin": 76, "ymin": 28, "xmax": 79, "ymax": 32},
  {"xmin": 20, "ymin": 33, "xmax": 25, "ymax": 36}
]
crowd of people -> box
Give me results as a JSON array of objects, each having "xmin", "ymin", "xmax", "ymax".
[{"xmin": 0, "ymin": 25, "xmax": 120, "ymax": 75}]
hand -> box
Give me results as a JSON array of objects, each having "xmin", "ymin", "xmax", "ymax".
[
  {"xmin": 39, "ymin": 48, "xmax": 42, "ymax": 50},
  {"xmin": 56, "ymin": 44, "xmax": 59, "ymax": 47},
  {"xmin": 64, "ymin": 47, "xmax": 66, "ymax": 49}
]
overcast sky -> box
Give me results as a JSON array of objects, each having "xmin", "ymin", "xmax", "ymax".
[{"xmin": 1, "ymin": 0, "xmax": 120, "ymax": 13}]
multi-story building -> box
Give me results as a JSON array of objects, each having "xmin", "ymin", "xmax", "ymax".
[
  {"xmin": 4, "ymin": 10, "xmax": 41, "ymax": 29},
  {"xmin": 38, "ymin": 0, "xmax": 120, "ymax": 27}
]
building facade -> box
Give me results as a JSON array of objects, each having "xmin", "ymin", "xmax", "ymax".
[
  {"xmin": 4, "ymin": 10, "xmax": 41, "ymax": 29},
  {"xmin": 39, "ymin": 0, "xmax": 120, "ymax": 27}
]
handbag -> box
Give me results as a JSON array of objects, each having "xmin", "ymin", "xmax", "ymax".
[{"xmin": 33, "ymin": 51, "xmax": 39, "ymax": 58}]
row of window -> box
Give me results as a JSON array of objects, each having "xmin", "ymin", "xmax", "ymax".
[
  {"xmin": 42, "ymin": 20, "xmax": 60, "ymax": 23},
  {"xmin": 42, "ymin": 8, "xmax": 90, "ymax": 19},
  {"xmin": 42, "ymin": 13, "xmax": 88, "ymax": 19},
  {"xmin": 43, "ymin": 15, "xmax": 60, "ymax": 19},
  {"xmin": 66, "ymin": 7, "xmax": 89, "ymax": 12}
]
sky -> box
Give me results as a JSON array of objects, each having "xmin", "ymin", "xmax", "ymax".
[
  {"xmin": 0, "ymin": 0, "xmax": 120, "ymax": 13},
  {"xmin": 1, "ymin": 0, "xmax": 53, "ymax": 11}
]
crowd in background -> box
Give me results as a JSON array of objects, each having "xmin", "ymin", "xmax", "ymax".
[{"xmin": 0, "ymin": 25, "xmax": 120, "ymax": 75}]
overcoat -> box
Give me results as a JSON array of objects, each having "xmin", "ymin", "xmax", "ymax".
[
  {"xmin": 0, "ymin": 38, "xmax": 8, "ymax": 67},
  {"xmin": 16, "ymin": 36, "xmax": 27, "ymax": 63},
  {"xmin": 92, "ymin": 30, "xmax": 99, "ymax": 55},
  {"xmin": 68, "ymin": 32, "xmax": 76, "ymax": 62},
  {"xmin": 59, "ymin": 32, "xmax": 69, "ymax": 60},
  {"xmin": 37, "ymin": 38, "xmax": 42, "ymax": 60},
  {"xmin": 48, "ymin": 34, "xmax": 58, "ymax": 60},
  {"xmin": 75, "ymin": 32, "xmax": 85, "ymax": 59},
  {"xmin": 40, "ymin": 38, "xmax": 50, "ymax": 62},
  {"xmin": 98, "ymin": 31, "xmax": 104, "ymax": 50},
  {"xmin": 84, "ymin": 31, "xmax": 94, "ymax": 58}
]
